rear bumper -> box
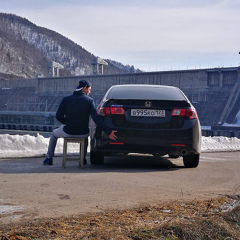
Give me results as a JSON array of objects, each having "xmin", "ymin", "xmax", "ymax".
[
  {"xmin": 93, "ymin": 138, "xmax": 200, "ymax": 155},
  {"xmin": 91, "ymin": 121, "xmax": 201, "ymax": 156}
]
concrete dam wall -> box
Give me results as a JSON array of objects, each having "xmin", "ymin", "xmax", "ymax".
[{"xmin": 0, "ymin": 67, "xmax": 239, "ymax": 130}]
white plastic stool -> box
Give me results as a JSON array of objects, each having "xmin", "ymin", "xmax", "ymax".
[{"xmin": 62, "ymin": 138, "xmax": 85, "ymax": 168}]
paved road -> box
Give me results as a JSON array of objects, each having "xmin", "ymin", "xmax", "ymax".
[{"xmin": 0, "ymin": 151, "xmax": 240, "ymax": 225}]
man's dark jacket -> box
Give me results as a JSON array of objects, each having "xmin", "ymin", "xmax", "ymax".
[{"xmin": 56, "ymin": 91, "xmax": 111, "ymax": 135}]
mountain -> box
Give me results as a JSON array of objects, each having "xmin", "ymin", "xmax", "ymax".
[{"xmin": 0, "ymin": 13, "xmax": 141, "ymax": 80}]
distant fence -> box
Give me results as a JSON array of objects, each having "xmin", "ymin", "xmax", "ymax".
[
  {"xmin": 0, "ymin": 111, "xmax": 60, "ymax": 132},
  {"xmin": 0, "ymin": 123, "xmax": 57, "ymax": 132},
  {"xmin": 202, "ymin": 125, "xmax": 240, "ymax": 138}
]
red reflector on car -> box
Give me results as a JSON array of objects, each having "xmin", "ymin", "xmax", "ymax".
[
  {"xmin": 171, "ymin": 144, "xmax": 186, "ymax": 146},
  {"xmin": 110, "ymin": 142, "xmax": 124, "ymax": 145}
]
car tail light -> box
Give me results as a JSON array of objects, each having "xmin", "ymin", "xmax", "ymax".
[
  {"xmin": 171, "ymin": 108, "xmax": 198, "ymax": 119},
  {"xmin": 98, "ymin": 106, "xmax": 125, "ymax": 116},
  {"xmin": 110, "ymin": 107, "xmax": 125, "ymax": 115},
  {"xmin": 97, "ymin": 107, "xmax": 110, "ymax": 116}
]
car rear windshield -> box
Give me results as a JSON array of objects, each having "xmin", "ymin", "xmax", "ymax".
[{"xmin": 106, "ymin": 85, "xmax": 187, "ymax": 101}]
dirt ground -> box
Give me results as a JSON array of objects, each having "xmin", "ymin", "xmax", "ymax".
[
  {"xmin": 1, "ymin": 195, "xmax": 240, "ymax": 239},
  {"xmin": 0, "ymin": 151, "xmax": 240, "ymax": 239}
]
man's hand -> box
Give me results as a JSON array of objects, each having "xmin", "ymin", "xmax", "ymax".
[{"xmin": 109, "ymin": 130, "xmax": 117, "ymax": 140}]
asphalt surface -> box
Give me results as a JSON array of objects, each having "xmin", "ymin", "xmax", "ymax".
[{"xmin": 0, "ymin": 151, "xmax": 240, "ymax": 225}]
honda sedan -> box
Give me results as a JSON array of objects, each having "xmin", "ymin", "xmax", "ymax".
[{"xmin": 90, "ymin": 84, "xmax": 201, "ymax": 168}]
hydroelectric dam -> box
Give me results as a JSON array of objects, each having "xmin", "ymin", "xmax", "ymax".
[{"xmin": 0, "ymin": 66, "xmax": 240, "ymax": 137}]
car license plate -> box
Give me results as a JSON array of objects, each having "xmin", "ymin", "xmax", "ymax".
[{"xmin": 131, "ymin": 109, "xmax": 165, "ymax": 117}]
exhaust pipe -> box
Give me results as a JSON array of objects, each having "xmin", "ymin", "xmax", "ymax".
[{"xmin": 181, "ymin": 149, "xmax": 188, "ymax": 155}]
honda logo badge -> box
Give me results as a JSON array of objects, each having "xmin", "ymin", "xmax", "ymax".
[{"xmin": 145, "ymin": 101, "xmax": 152, "ymax": 107}]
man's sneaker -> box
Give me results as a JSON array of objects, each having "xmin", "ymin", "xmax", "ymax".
[{"xmin": 43, "ymin": 158, "xmax": 53, "ymax": 165}]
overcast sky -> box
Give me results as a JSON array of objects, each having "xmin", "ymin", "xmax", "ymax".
[{"xmin": 2, "ymin": 0, "xmax": 240, "ymax": 71}]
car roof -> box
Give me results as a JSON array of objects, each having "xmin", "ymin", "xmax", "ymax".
[{"xmin": 105, "ymin": 84, "xmax": 187, "ymax": 101}]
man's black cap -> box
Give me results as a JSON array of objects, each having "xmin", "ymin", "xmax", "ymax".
[{"xmin": 76, "ymin": 80, "xmax": 92, "ymax": 90}]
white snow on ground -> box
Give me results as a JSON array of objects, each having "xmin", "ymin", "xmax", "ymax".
[
  {"xmin": 0, "ymin": 133, "xmax": 240, "ymax": 159},
  {"xmin": 0, "ymin": 205, "xmax": 25, "ymax": 214},
  {"xmin": 201, "ymin": 136, "xmax": 240, "ymax": 152},
  {"xmin": 0, "ymin": 133, "xmax": 80, "ymax": 158}
]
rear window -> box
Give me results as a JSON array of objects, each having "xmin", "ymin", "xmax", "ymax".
[{"xmin": 106, "ymin": 85, "xmax": 186, "ymax": 101}]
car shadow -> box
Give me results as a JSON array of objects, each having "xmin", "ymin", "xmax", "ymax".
[
  {"xmin": 97, "ymin": 154, "xmax": 183, "ymax": 171},
  {"xmin": 0, "ymin": 154, "xmax": 184, "ymax": 174}
]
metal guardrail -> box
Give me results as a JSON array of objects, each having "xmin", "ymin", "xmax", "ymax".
[
  {"xmin": 0, "ymin": 123, "xmax": 59, "ymax": 133},
  {"xmin": 1, "ymin": 123, "xmax": 240, "ymax": 139},
  {"xmin": 201, "ymin": 129, "xmax": 240, "ymax": 138},
  {"xmin": 0, "ymin": 129, "xmax": 52, "ymax": 137}
]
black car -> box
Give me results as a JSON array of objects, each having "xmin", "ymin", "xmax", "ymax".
[{"xmin": 90, "ymin": 84, "xmax": 201, "ymax": 168}]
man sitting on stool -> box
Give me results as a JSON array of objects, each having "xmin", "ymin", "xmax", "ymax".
[{"xmin": 43, "ymin": 80, "xmax": 117, "ymax": 165}]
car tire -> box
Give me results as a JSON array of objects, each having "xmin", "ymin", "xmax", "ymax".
[
  {"xmin": 90, "ymin": 151, "xmax": 104, "ymax": 164},
  {"xmin": 183, "ymin": 154, "xmax": 199, "ymax": 168}
]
